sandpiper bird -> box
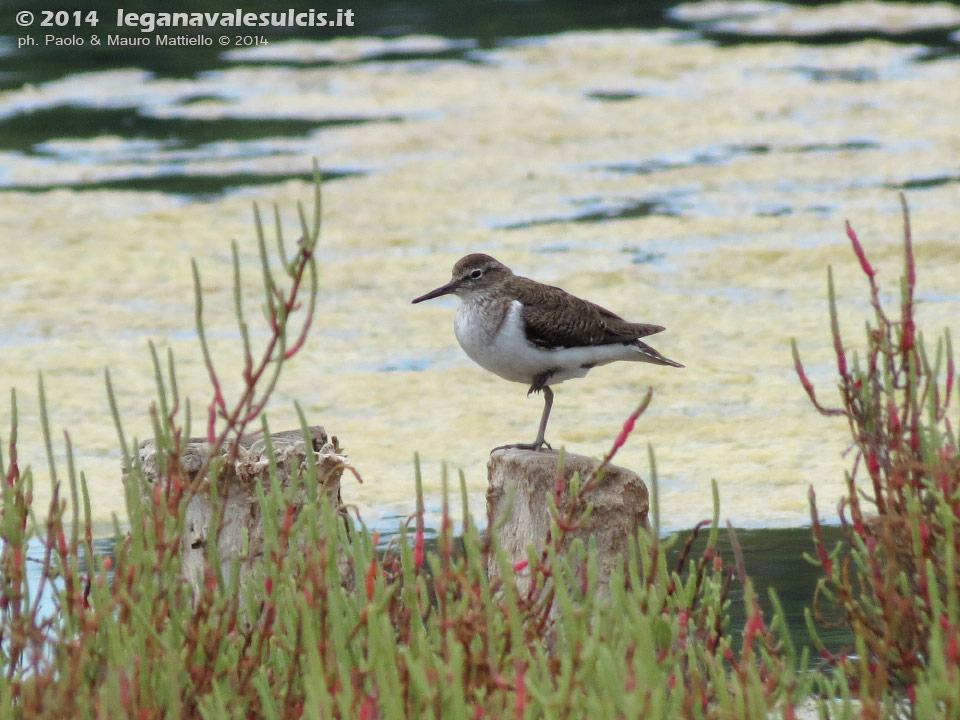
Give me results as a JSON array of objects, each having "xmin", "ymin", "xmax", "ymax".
[{"xmin": 411, "ymin": 253, "xmax": 683, "ymax": 451}]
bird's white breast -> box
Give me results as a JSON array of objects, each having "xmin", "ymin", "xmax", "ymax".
[{"xmin": 454, "ymin": 299, "xmax": 637, "ymax": 386}]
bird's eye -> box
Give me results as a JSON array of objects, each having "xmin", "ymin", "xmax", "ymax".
[{"xmin": 470, "ymin": 269, "xmax": 484, "ymax": 280}]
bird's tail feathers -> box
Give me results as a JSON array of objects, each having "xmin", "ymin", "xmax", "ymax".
[
  {"xmin": 633, "ymin": 340, "xmax": 684, "ymax": 368},
  {"xmin": 631, "ymin": 323, "xmax": 665, "ymax": 338}
]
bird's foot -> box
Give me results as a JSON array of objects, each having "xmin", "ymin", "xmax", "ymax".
[
  {"xmin": 491, "ymin": 440, "xmax": 554, "ymax": 453},
  {"xmin": 526, "ymin": 369, "xmax": 556, "ymax": 396}
]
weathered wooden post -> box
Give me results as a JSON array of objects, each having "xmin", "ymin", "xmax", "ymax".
[
  {"xmin": 131, "ymin": 426, "xmax": 349, "ymax": 594},
  {"xmin": 486, "ymin": 447, "xmax": 650, "ymax": 602}
]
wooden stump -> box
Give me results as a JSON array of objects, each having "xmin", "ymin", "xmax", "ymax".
[
  {"xmin": 486, "ymin": 448, "xmax": 650, "ymax": 602},
  {"xmin": 131, "ymin": 426, "xmax": 349, "ymax": 595}
]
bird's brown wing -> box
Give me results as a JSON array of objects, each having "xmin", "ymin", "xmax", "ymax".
[{"xmin": 510, "ymin": 279, "xmax": 664, "ymax": 350}]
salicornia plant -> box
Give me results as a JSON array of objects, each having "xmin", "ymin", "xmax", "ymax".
[{"xmin": 795, "ymin": 196, "xmax": 960, "ymax": 719}]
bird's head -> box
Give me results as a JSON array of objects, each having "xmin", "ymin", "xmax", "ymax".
[{"xmin": 411, "ymin": 253, "xmax": 513, "ymax": 303}]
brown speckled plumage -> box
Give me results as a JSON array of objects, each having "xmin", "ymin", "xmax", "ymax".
[{"xmin": 412, "ymin": 253, "xmax": 683, "ymax": 451}]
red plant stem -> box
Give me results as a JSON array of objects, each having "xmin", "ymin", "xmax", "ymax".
[
  {"xmin": 186, "ymin": 237, "xmax": 316, "ymax": 500},
  {"xmin": 793, "ymin": 343, "xmax": 846, "ymax": 417},
  {"xmin": 846, "ymin": 221, "xmax": 875, "ymax": 279},
  {"xmin": 414, "ymin": 518, "xmax": 425, "ymax": 570},
  {"xmin": 742, "ymin": 600, "xmax": 766, "ymax": 657},
  {"xmin": 359, "ymin": 696, "xmax": 377, "ymax": 720},
  {"xmin": 513, "ymin": 663, "xmax": 527, "ymax": 718},
  {"xmin": 808, "ymin": 487, "xmax": 833, "ymax": 576},
  {"xmin": 206, "ymin": 400, "xmax": 217, "ymax": 444},
  {"xmin": 213, "ymin": 379, "xmax": 226, "ymax": 412},
  {"xmin": 584, "ymin": 387, "xmax": 653, "ymax": 490},
  {"xmin": 835, "ymin": 337, "xmax": 848, "ymax": 376},
  {"xmin": 283, "ymin": 266, "xmax": 316, "ymax": 359},
  {"xmin": 944, "ymin": 353, "xmax": 955, "ymax": 415},
  {"xmin": 365, "ymin": 556, "xmax": 378, "ymax": 602}
]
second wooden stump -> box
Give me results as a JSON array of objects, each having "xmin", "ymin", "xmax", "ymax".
[{"xmin": 486, "ymin": 447, "xmax": 650, "ymax": 601}]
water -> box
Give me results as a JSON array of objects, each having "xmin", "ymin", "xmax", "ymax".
[
  {"xmin": 695, "ymin": 526, "xmax": 852, "ymax": 656},
  {"xmin": 18, "ymin": 536, "xmax": 116, "ymax": 626},
  {"xmin": 2, "ymin": 1, "xmax": 959, "ymax": 534}
]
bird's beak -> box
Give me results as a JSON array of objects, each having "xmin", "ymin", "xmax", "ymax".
[{"xmin": 411, "ymin": 279, "xmax": 458, "ymax": 304}]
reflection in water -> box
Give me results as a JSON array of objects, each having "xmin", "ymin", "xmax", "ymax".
[
  {"xmin": 2, "ymin": 168, "xmax": 365, "ymax": 197},
  {"xmin": 494, "ymin": 196, "xmax": 679, "ymax": 230}
]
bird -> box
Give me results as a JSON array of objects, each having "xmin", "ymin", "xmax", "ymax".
[{"xmin": 411, "ymin": 253, "xmax": 683, "ymax": 451}]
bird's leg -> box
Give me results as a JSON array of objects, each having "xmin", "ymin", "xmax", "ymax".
[
  {"xmin": 528, "ymin": 385, "xmax": 554, "ymax": 451},
  {"xmin": 492, "ymin": 371, "xmax": 556, "ymax": 453}
]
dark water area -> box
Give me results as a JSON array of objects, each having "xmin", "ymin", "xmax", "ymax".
[
  {"xmin": 2, "ymin": 0, "xmax": 674, "ymax": 88},
  {"xmin": 5, "ymin": 0, "xmax": 958, "ymax": 88},
  {"xmin": 385, "ymin": 524, "xmax": 854, "ymax": 657},
  {"xmin": 681, "ymin": 526, "xmax": 853, "ymax": 657},
  {"xmin": 4, "ymin": 0, "xmax": 959, "ymax": 194},
  {"xmin": 0, "ymin": 0, "xmax": 681, "ymax": 189},
  {"xmin": 0, "ymin": 166, "xmax": 364, "ymax": 196},
  {"xmin": 0, "ymin": 105, "xmax": 398, "ymax": 150}
]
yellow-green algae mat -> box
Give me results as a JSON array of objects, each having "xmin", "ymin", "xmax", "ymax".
[{"xmin": 1, "ymin": 22, "xmax": 959, "ymax": 532}]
